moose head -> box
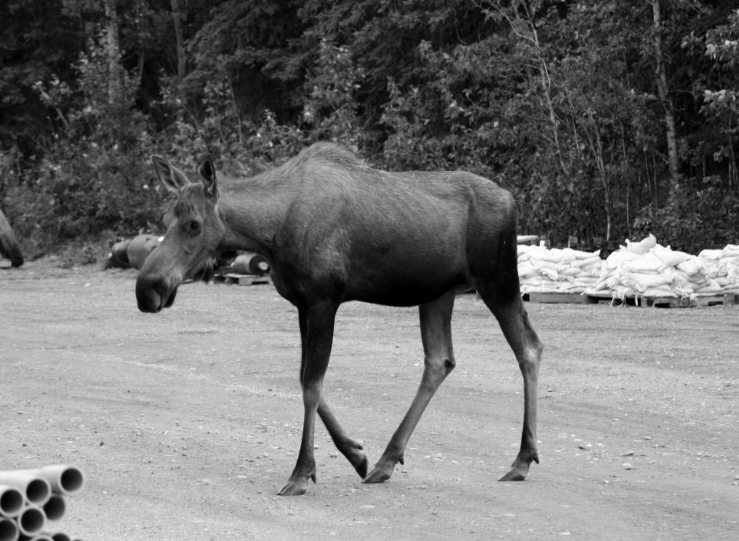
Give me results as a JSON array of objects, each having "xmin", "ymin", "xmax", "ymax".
[{"xmin": 136, "ymin": 156, "xmax": 231, "ymax": 313}]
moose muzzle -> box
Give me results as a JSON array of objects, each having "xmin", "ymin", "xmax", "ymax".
[{"xmin": 136, "ymin": 273, "xmax": 179, "ymax": 313}]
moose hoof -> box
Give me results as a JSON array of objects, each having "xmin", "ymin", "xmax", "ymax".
[
  {"xmin": 363, "ymin": 464, "xmax": 393, "ymax": 484},
  {"xmin": 278, "ymin": 472, "xmax": 316, "ymax": 496},
  {"xmin": 347, "ymin": 450, "xmax": 369, "ymax": 479},
  {"xmin": 498, "ymin": 450, "xmax": 538, "ymax": 481},
  {"xmin": 354, "ymin": 455, "xmax": 370, "ymax": 479},
  {"xmin": 498, "ymin": 468, "xmax": 527, "ymax": 482}
]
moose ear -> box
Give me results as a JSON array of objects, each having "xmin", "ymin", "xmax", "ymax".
[
  {"xmin": 151, "ymin": 156, "xmax": 190, "ymax": 194},
  {"xmin": 198, "ymin": 156, "xmax": 218, "ymax": 198}
]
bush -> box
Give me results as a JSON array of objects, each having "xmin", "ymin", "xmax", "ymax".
[
  {"xmin": 634, "ymin": 178, "xmax": 739, "ymax": 252},
  {"xmin": 7, "ymin": 34, "xmax": 169, "ymax": 260}
]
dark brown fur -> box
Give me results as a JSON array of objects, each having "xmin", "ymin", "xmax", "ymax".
[{"xmin": 136, "ymin": 142, "xmax": 543, "ymax": 495}]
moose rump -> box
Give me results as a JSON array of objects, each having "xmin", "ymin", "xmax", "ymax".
[{"xmin": 135, "ymin": 142, "xmax": 543, "ymax": 495}]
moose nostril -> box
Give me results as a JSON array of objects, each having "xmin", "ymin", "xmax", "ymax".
[
  {"xmin": 138, "ymin": 290, "xmax": 161, "ymax": 313},
  {"xmin": 136, "ymin": 277, "xmax": 163, "ymax": 313}
]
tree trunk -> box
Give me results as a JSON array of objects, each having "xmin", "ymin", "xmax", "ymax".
[
  {"xmin": 104, "ymin": 0, "xmax": 122, "ymax": 105},
  {"xmin": 651, "ymin": 0, "xmax": 680, "ymax": 190},
  {"xmin": 171, "ymin": 0, "xmax": 186, "ymax": 78},
  {"xmin": 495, "ymin": 2, "xmax": 570, "ymax": 177},
  {"xmin": 538, "ymin": 57, "xmax": 570, "ymax": 177}
]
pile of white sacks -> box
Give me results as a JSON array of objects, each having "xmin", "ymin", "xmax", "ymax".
[
  {"xmin": 518, "ymin": 234, "xmax": 739, "ymax": 300},
  {"xmin": 517, "ymin": 245, "xmax": 603, "ymax": 295}
]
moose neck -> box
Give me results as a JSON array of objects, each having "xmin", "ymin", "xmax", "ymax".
[{"xmin": 215, "ymin": 180, "xmax": 294, "ymax": 259}]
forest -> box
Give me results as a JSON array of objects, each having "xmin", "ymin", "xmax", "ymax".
[{"xmin": 1, "ymin": 0, "xmax": 738, "ymax": 262}]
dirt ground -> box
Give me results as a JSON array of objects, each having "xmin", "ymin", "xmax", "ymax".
[{"xmin": 1, "ymin": 261, "xmax": 738, "ymax": 541}]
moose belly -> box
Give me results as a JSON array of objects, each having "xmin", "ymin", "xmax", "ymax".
[{"xmin": 345, "ymin": 258, "xmax": 469, "ymax": 306}]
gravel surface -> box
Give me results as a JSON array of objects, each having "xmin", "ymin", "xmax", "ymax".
[{"xmin": 1, "ymin": 261, "xmax": 738, "ymax": 540}]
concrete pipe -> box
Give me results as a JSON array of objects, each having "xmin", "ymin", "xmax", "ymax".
[
  {"xmin": 15, "ymin": 505, "xmax": 45, "ymax": 537},
  {"xmin": 0, "ymin": 485, "xmax": 24, "ymax": 518},
  {"xmin": 0, "ymin": 474, "xmax": 50, "ymax": 506},
  {"xmin": 17, "ymin": 466, "xmax": 84, "ymax": 497},
  {"xmin": 104, "ymin": 239, "xmax": 132, "ymax": 269},
  {"xmin": 0, "ymin": 517, "xmax": 18, "ymax": 541},
  {"xmin": 232, "ymin": 253, "xmax": 270, "ymax": 275},
  {"xmin": 127, "ymin": 234, "xmax": 161, "ymax": 270},
  {"xmin": 47, "ymin": 533, "xmax": 71, "ymax": 541},
  {"xmin": 22, "ymin": 536, "xmax": 52, "ymax": 541},
  {"xmin": 42, "ymin": 495, "xmax": 66, "ymax": 522}
]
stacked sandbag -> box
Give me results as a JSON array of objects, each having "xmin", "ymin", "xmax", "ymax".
[
  {"xmin": 517, "ymin": 245, "xmax": 603, "ymax": 295},
  {"xmin": 698, "ymin": 244, "xmax": 739, "ymax": 295},
  {"xmin": 584, "ymin": 234, "xmax": 732, "ymax": 301},
  {"xmin": 0, "ymin": 465, "xmax": 84, "ymax": 541}
]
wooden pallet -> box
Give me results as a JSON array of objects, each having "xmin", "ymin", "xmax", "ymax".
[
  {"xmin": 634, "ymin": 296, "xmax": 689, "ymax": 308},
  {"xmin": 527, "ymin": 292, "xmax": 591, "ymax": 304},
  {"xmin": 524, "ymin": 291, "xmax": 736, "ymax": 308},
  {"xmin": 215, "ymin": 273, "xmax": 272, "ymax": 286},
  {"xmin": 585, "ymin": 293, "xmax": 615, "ymax": 305},
  {"xmin": 596, "ymin": 294, "xmax": 734, "ymax": 308},
  {"xmin": 690, "ymin": 294, "xmax": 737, "ymax": 308}
]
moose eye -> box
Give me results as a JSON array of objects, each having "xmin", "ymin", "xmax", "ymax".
[{"xmin": 187, "ymin": 220, "xmax": 201, "ymax": 235}]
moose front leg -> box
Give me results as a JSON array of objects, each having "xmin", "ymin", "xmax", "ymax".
[
  {"xmin": 294, "ymin": 309, "xmax": 368, "ymax": 480},
  {"xmin": 317, "ymin": 398, "xmax": 369, "ymax": 479},
  {"xmin": 279, "ymin": 302, "xmax": 338, "ymax": 496}
]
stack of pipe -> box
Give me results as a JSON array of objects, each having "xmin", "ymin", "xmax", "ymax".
[
  {"xmin": 0, "ymin": 465, "xmax": 84, "ymax": 541},
  {"xmin": 517, "ymin": 245, "xmax": 603, "ymax": 294}
]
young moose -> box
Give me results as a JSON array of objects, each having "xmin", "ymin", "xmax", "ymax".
[{"xmin": 136, "ymin": 142, "xmax": 543, "ymax": 496}]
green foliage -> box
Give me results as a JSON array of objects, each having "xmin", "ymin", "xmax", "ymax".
[
  {"xmin": 2, "ymin": 0, "xmax": 739, "ymax": 261},
  {"xmin": 0, "ymin": 0, "xmax": 84, "ymax": 155},
  {"xmin": 155, "ymin": 34, "xmax": 365, "ymax": 176},
  {"xmin": 6, "ymin": 33, "xmax": 166, "ymax": 253},
  {"xmin": 634, "ymin": 176, "xmax": 739, "ymax": 252}
]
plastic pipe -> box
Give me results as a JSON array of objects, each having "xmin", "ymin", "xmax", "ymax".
[
  {"xmin": 0, "ymin": 485, "xmax": 24, "ymax": 518},
  {"xmin": 42, "ymin": 494, "xmax": 66, "ymax": 521},
  {"xmin": 0, "ymin": 473, "xmax": 50, "ymax": 506},
  {"xmin": 16, "ymin": 466, "xmax": 84, "ymax": 497},
  {"xmin": 0, "ymin": 517, "xmax": 18, "ymax": 541},
  {"xmin": 15, "ymin": 505, "xmax": 45, "ymax": 536}
]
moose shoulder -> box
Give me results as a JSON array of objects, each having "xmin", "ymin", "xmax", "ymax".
[{"xmin": 135, "ymin": 142, "xmax": 543, "ymax": 496}]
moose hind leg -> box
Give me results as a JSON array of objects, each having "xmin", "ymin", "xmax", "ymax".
[
  {"xmin": 483, "ymin": 293, "xmax": 543, "ymax": 482},
  {"xmin": 364, "ymin": 291, "xmax": 456, "ymax": 484}
]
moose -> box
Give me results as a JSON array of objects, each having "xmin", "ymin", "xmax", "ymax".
[{"xmin": 136, "ymin": 142, "xmax": 543, "ymax": 496}]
